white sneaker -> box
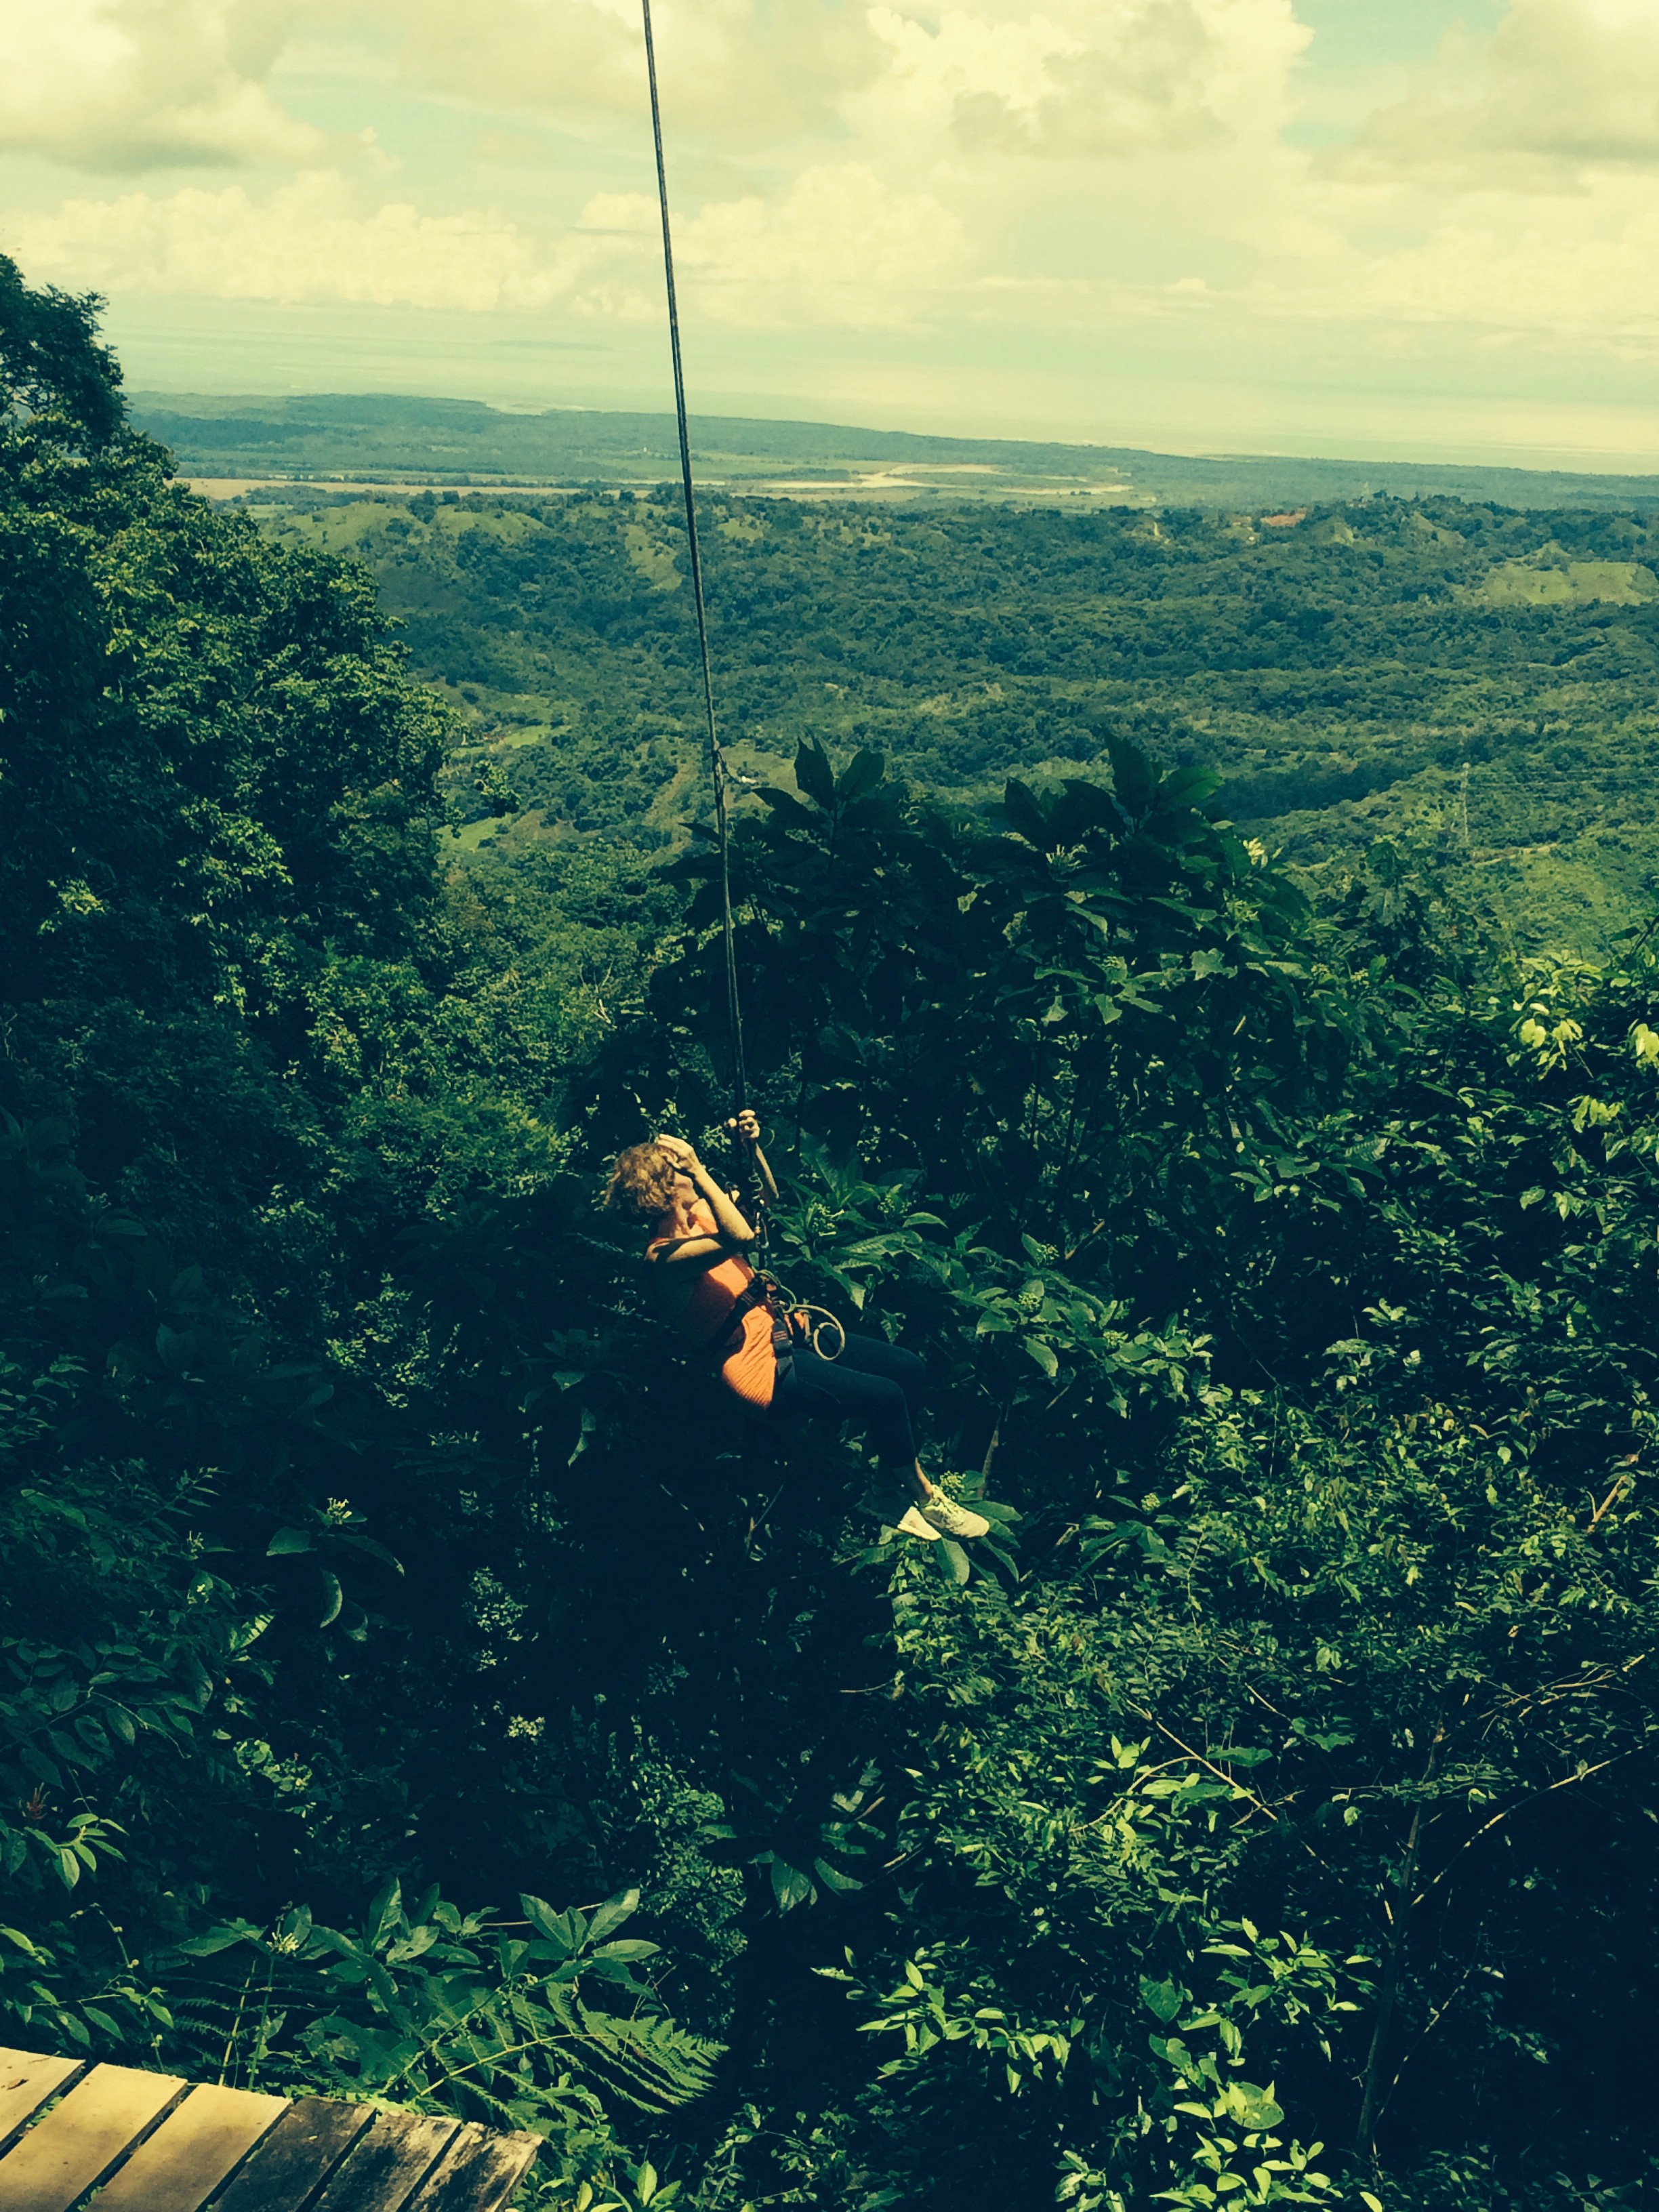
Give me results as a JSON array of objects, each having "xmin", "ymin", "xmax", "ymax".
[
  {"xmin": 920, "ymin": 1484, "xmax": 990, "ymax": 1540},
  {"xmin": 863, "ymin": 1489, "xmax": 941, "ymax": 1541}
]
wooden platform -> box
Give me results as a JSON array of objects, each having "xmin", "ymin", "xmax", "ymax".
[{"xmin": 0, "ymin": 2048, "xmax": 541, "ymax": 2212}]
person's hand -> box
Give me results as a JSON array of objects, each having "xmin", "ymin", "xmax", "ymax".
[
  {"xmin": 655, "ymin": 1132, "xmax": 699, "ymax": 1169},
  {"xmin": 727, "ymin": 1109, "xmax": 762, "ymax": 1148}
]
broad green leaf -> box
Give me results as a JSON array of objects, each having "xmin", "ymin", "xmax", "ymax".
[
  {"xmin": 933, "ymin": 1538, "xmax": 971, "ymax": 1586},
  {"xmin": 368, "ymin": 1876, "xmax": 403, "ymax": 1948},
  {"xmin": 836, "ymin": 747, "xmax": 886, "ymax": 802},
  {"xmin": 1139, "ymin": 1977, "xmax": 1184, "ymax": 2023},
  {"xmin": 813, "ymin": 1858, "xmax": 864, "ymax": 1894},
  {"xmin": 521, "ymin": 1894, "xmax": 577, "ymax": 1955},
  {"xmin": 794, "ymin": 739, "xmax": 836, "ymax": 809},
  {"xmin": 586, "ymin": 1887, "xmax": 641, "ymax": 1946},
  {"xmin": 769, "ymin": 1858, "xmax": 815, "ymax": 1912},
  {"xmin": 173, "ymin": 1922, "xmax": 260, "ymax": 1957},
  {"xmin": 317, "ymin": 1572, "xmax": 344, "ymax": 1629},
  {"xmin": 1000, "ymin": 779, "xmax": 1050, "ymax": 847}
]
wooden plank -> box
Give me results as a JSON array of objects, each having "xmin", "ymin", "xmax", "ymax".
[
  {"xmin": 0, "ymin": 2053, "xmax": 86, "ymax": 2160},
  {"xmin": 211, "ymin": 2100, "xmax": 373, "ymax": 2212},
  {"xmin": 308, "ymin": 2114, "xmax": 460, "ymax": 2212},
  {"xmin": 91, "ymin": 2083, "xmax": 288, "ymax": 2212},
  {"xmin": 0, "ymin": 2061, "xmax": 186, "ymax": 2212},
  {"xmin": 404, "ymin": 2123, "xmax": 542, "ymax": 2212}
]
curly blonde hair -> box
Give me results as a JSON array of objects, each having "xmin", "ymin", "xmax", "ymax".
[{"xmin": 604, "ymin": 1141, "xmax": 682, "ymax": 1221}]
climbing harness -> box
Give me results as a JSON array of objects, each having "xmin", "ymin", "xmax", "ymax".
[
  {"xmin": 639, "ymin": 0, "xmax": 748, "ymax": 1125},
  {"xmin": 657, "ymin": 1231, "xmax": 846, "ymax": 1373},
  {"xmin": 692, "ymin": 1267, "xmax": 848, "ymax": 1378},
  {"xmin": 703, "ymin": 1275, "xmax": 797, "ymax": 1383}
]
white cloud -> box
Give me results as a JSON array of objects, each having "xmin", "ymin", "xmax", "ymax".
[
  {"xmin": 0, "ymin": 0, "xmax": 323, "ymax": 170},
  {"xmin": 1355, "ymin": 184, "xmax": 1659, "ymax": 351},
  {"xmin": 0, "ymin": 0, "xmax": 1311, "ymax": 179},
  {"xmin": 381, "ymin": 0, "xmax": 886, "ymax": 147},
  {"xmin": 859, "ymin": 0, "xmax": 1309, "ymax": 159},
  {"xmin": 1332, "ymin": 0, "xmax": 1659, "ymax": 188},
  {"xmin": 7, "ymin": 173, "xmax": 605, "ymax": 310},
  {"xmin": 5, "ymin": 162, "xmax": 960, "ymax": 327},
  {"xmin": 678, "ymin": 163, "xmax": 964, "ymax": 323},
  {"xmin": 17, "ymin": 0, "xmax": 1659, "ymax": 463}
]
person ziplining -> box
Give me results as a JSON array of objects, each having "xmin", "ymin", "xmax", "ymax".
[
  {"xmin": 606, "ymin": 1118, "xmax": 989, "ymax": 1544},
  {"xmin": 617, "ymin": 1, "xmax": 986, "ymax": 1545}
]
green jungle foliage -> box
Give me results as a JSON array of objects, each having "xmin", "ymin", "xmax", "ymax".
[
  {"xmin": 5, "ymin": 259, "xmax": 1659, "ymax": 2212},
  {"xmin": 242, "ymin": 479, "xmax": 1659, "ymax": 955}
]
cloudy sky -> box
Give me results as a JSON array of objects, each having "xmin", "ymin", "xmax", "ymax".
[{"xmin": 5, "ymin": 0, "xmax": 1659, "ymax": 466}]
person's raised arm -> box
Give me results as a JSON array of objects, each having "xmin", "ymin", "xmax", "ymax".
[
  {"xmin": 653, "ymin": 1132, "xmax": 758, "ymax": 1254},
  {"xmin": 729, "ymin": 1107, "xmax": 779, "ymax": 1206}
]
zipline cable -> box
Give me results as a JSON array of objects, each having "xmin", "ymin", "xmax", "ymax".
[{"xmin": 640, "ymin": 0, "xmax": 749, "ymax": 1115}]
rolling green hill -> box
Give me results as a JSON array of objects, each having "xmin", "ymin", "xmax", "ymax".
[
  {"xmin": 134, "ymin": 388, "xmax": 1659, "ymax": 514},
  {"xmin": 238, "ymin": 480, "xmax": 1659, "ymax": 951}
]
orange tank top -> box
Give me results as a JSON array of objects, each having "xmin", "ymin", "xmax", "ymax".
[{"xmin": 647, "ymin": 1203, "xmax": 776, "ymax": 1412}]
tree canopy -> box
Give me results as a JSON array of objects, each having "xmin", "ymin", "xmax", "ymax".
[{"xmin": 2, "ymin": 255, "xmax": 1656, "ymax": 2212}]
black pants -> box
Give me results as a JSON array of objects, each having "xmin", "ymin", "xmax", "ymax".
[{"xmin": 771, "ymin": 1332, "xmax": 924, "ymax": 1471}]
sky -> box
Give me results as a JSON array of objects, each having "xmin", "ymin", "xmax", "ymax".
[{"xmin": 7, "ymin": 0, "xmax": 1659, "ymax": 468}]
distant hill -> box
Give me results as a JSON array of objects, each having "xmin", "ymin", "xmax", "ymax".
[
  {"xmin": 237, "ymin": 480, "xmax": 1659, "ymax": 954},
  {"xmin": 130, "ymin": 390, "xmax": 1659, "ymax": 514}
]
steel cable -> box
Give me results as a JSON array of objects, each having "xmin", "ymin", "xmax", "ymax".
[{"xmin": 640, "ymin": 0, "xmax": 749, "ymax": 1113}]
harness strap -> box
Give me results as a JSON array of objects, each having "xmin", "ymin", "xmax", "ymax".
[
  {"xmin": 703, "ymin": 1275, "xmax": 771, "ymax": 1355},
  {"xmin": 703, "ymin": 1275, "xmax": 797, "ymax": 1385}
]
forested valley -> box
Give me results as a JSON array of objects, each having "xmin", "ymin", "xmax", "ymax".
[
  {"xmin": 245, "ymin": 468, "xmax": 1659, "ymax": 955},
  {"xmin": 4, "ymin": 258, "xmax": 1658, "ymax": 2211}
]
